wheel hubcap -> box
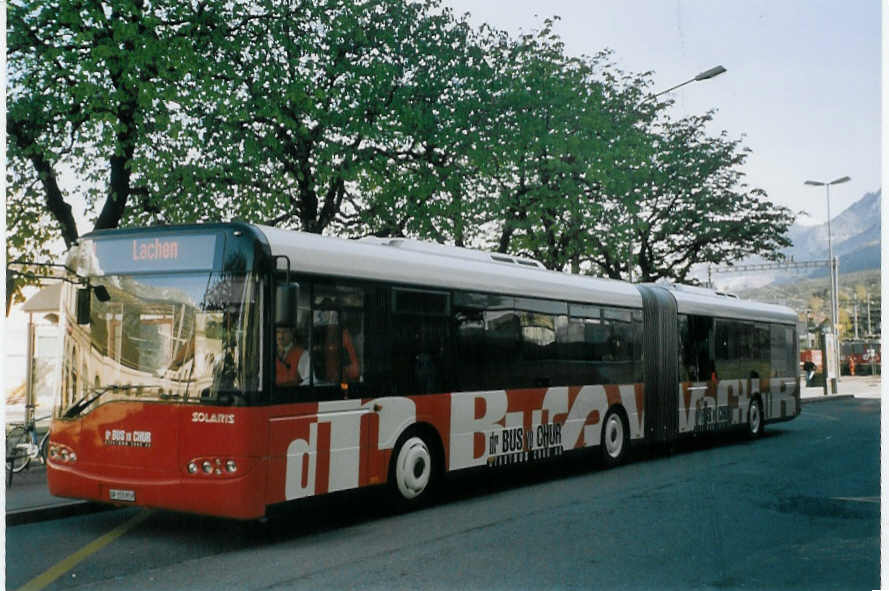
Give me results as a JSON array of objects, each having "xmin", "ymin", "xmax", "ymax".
[
  {"xmin": 605, "ymin": 415, "xmax": 624, "ymax": 458},
  {"xmin": 397, "ymin": 437, "xmax": 431, "ymax": 500}
]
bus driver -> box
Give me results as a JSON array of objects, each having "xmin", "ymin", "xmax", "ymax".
[{"xmin": 275, "ymin": 326, "xmax": 310, "ymax": 386}]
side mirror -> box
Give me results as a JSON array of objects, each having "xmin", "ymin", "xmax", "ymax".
[
  {"xmin": 76, "ymin": 288, "xmax": 91, "ymax": 325},
  {"xmin": 275, "ymin": 283, "xmax": 299, "ymax": 326}
]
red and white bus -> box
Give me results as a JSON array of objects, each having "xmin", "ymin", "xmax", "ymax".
[{"xmin": 46, "ymin": 223, "xmax": 800, "ymax": 519}]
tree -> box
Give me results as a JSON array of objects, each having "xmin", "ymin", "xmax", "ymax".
[
  {"xmin": 458, "ymin": 24, "xmax": 658, "ymax": 273},
  {"xmin": 7, "ymin": 0, "xmax": 225, "ymax": 257},
  {"xmin": 453, "ymin": 18, "xmax": 792, "ymax": 282},
  {"xmin": 586, "ymin": 111, "xmax": 795, "ymax": 283},
  {"xmin": 8, "ymin": 1, "xmax": 795, "ymax": 292},
  {"xmin": 157, "ymin": 0, "xmax": 493, "ymax": 241},
  {"xmin": 339, "ymin": 8, "xmax": 496, "ymax": 246}
]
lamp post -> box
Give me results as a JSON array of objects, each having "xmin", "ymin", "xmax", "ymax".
[
  {"xmin": 635, "ymin": 65, "xmax": 727, "ymax": 111},
  {"xmin": 649, "ymin": 65, "xmax": 727, "ymax": 101},
  {"xmin": 627, "ymin": 65, "xmax": 727, "ymax": 281},
  {"xmin": 804, "ymin": 175, "xmax": 850, "ymax": 393}
]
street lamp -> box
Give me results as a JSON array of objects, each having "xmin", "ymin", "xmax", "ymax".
[
  {"xmin": 804, "ymin": 175, "xmax": 850, "ymax": 393},
  {"xmin": 626, "ymin": 65, "xmax": 727, "ymax": 281},
  {"xmin": 645, "ymin": 65, "xmax": 727, "ymax": 103}
]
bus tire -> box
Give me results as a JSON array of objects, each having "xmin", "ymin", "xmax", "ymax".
[
  {"xmin": 601, "ymin": 408, "xmax": 629, "ymax": 467},
  {"xmin": 389, "ymin": 431, "xmax": 436, "ymax": 507},
  {"xmin": 747, "ymin": 397, "xmax": 764, "ymax": 439}
]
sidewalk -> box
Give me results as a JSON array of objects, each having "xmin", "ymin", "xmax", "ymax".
[
  {"xmin": 5, "ymin": 376, "xmax": 881, "ymax": 526},
  {"xmin": 4, "ymin": 463, "xmax": 103, "ymax": 526},
  {"xmin": 800, "ymin": 374, "xmax": 882, "ymax": 402}
]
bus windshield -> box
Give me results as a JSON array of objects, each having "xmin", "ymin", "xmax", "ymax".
[{"xmin": 59, "ymin": 271, "xmax": 262, "ymax": 416}]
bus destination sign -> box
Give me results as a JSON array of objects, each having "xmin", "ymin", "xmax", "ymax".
[
  {"xmin": 92, "ymin": 234, "xmax": 218, "ymax": 274},
  {"xmin": 132, "ymin": 238, "xmax": 180, "ymax": 262}
]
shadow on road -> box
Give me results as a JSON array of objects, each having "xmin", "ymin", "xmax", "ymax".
[
  {"xmin": 106, "ymin": 422, "xmax": 800, "ymax": 558},
  {"xmin": 133, "ymin": 426, "xmax": 793, "ymax": 549}
]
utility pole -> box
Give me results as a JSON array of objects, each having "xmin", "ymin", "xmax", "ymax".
[
  {"xmin": 805, "ymin": 176, "xmax": 850, "ymax": 394},
  {"xmin": 867, "ymin": 295, "xmax": 872, "ymax": 336},
  {"xmin": 853, "ymin": 295, "xmax": 859, "ymax": 339},
  {"xmin": 26, "ymin": 312, "xmax": 36, "ymax": 428}
]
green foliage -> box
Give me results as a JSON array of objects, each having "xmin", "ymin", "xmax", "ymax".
[
  {"xmin": 477, "ymin": 26, "xmax": 655, "ymax": 272},
  {"xmin": 342, "ymin": 7, "xmax": 496, "ymax": 246},
  {"xmin": 149, "ymin": 0, "xmax": 499, "ymax": 244},
  {"xmin": 591, "ymin": 112, "xmax": 796, "ymax": 283},
  {"xmin": 7, "ymin": 0, "xmax": 225, "ymax": 249},
  {"xmin": 7, "ymin": 0, "xmax": 797, "ymax": 291}
]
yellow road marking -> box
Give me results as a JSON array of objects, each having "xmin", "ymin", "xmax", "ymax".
[{"xmin": 16, "ymin": 509, "xmax": 152, "ymax": 591}]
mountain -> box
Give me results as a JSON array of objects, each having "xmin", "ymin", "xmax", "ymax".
[
  {"xmin": 704, "ymin": 189, "xmax": 881, "ymax": 290},
  {"xmin": 784, "ymin": 189, "xmax": 881, "ymax": 276}
]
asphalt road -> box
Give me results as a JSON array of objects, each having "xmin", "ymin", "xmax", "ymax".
[{"xmin": 6, "ymin": 399, "xmax": 879, "ymax": 590}]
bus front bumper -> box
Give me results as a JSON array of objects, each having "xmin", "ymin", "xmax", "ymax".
[{"xmin": 46, "ymin": 459, "xmax": 268, "ymax": 520}]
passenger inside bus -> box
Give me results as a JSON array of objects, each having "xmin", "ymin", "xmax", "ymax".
[
  {"xmin": 275, "ymin": 326, "xmax": 310, "ymax": 386},
  {"xmin": 313, "ymin": 304, "xmax": 360, "ymax": 384}
]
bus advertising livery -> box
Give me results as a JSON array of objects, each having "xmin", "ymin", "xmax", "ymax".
[{"xmin": 45, "ymin": 223, "xmax": 800, "ymax": 519}]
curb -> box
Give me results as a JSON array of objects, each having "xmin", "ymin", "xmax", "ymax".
[
  {"xmin": 801, "ymin": 394, "xmax": 855, "ymax": 404},
  {"xmin": 6, "ymin": 501, "xmax": 115, "ymax": 526}
]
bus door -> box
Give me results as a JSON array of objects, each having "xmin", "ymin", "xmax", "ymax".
[
  {"xmin": 636, "ymin": 285, "xmax": 679, "ymax": 443},
  {"xmin": 267, "ymin": 280, "xmax": 376, "ymax": 503}
]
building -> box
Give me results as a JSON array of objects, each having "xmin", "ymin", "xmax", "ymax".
[{"xmin": 5, "ymin": 283, "xmax": 61, "ymax": 426}]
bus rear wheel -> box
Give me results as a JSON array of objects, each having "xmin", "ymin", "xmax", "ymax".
[
  {"xmin": 601, "ymin": 408, "xmax": 629, "ymax": 467},
  {"xmin": 747, "ymin": 397, "xmax": 764, "ymax": 439},
  {"xmin": 389, "ymin": 433, "xmax": 435, "ymax": 506}
]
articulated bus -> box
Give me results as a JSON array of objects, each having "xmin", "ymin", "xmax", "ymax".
[{"xmin": 47, "ymin": 223, "xmax": 800, "ymax": 519}]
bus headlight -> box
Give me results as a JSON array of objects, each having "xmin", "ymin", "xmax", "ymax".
[
  {"xmin": 187, "ymin": 457, "xmax": 243, "ymax": 477},
  {"xmin": 47, "ymin": 444, "xmax": 76, "ymax": 463}
]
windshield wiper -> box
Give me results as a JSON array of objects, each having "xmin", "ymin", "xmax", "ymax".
[{"xmin": 64, "ymin": 385, "xmax": 161, "ymax": 418}]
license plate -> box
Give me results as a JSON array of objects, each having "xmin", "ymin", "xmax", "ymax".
[{"xmin": 109, "ymin": 488, "xmax": 135, "ymax": 502}]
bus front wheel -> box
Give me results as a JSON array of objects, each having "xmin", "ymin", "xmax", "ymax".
[{"xmin": 389, "ymin": 433, "xmax": 435, "ymax": 506}]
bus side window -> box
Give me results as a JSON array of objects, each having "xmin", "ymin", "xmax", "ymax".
[
  {"xmin": 454, "ymin": 308, "xmax": 485, "ymax": 391},
  {"xmin": 686, "ymin": 315, "xmax": 715, "ymax": 382},
  {"xmin": 561, "ymin": 304, "xmax": 603, "ymax": 385},
  {"xmin": 453, "ymin": 292, "xmax": 517, "ymax": 391},
  {"xmin": 273, "ymin": 282, "xmax": 312, "ymax": 401},
  {"xmin": 391, "ymin": 288, "xmax": 450, "ymax": 395},
  {"xmin": 312, "ymin": 284, "xmax": 365, "ymax": 398},
  {"xmin": 769, "ymin": 324, "xmax": 795, "ymax": 378},
  {"xmin": 600, "ymin": 307, "xmax": 637, "ymax": 384},
  {"xmin": 755, "ymin": 324, "xmax": 771, "ymax": 379},
  {"xmin": 679, "ymin": 315, "xmax": 692, "ymax": 381}
]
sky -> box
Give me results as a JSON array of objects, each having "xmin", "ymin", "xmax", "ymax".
[
  {"xmin": 443, "ymin": 0, "xmax": 882, "ymax": 225},
  {"xmin": 2, "ymin": 1, "xmax": 883, "ymax": 404},
  {"xmin": 38, "ymin": 0, "xmax": 885, "ymax": 238}
]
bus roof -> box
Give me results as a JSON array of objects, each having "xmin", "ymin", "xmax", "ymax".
[
  {"xmin": 657, "ymin": 282, "xmax": 798, "ymax": 325},
  {"xmin": 81, "ymin": 223, "xmax": 798, "ymax": 324},
  {"xmin": 256, "ymin": 225, "xmax": 644, "ymax": 308}
]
